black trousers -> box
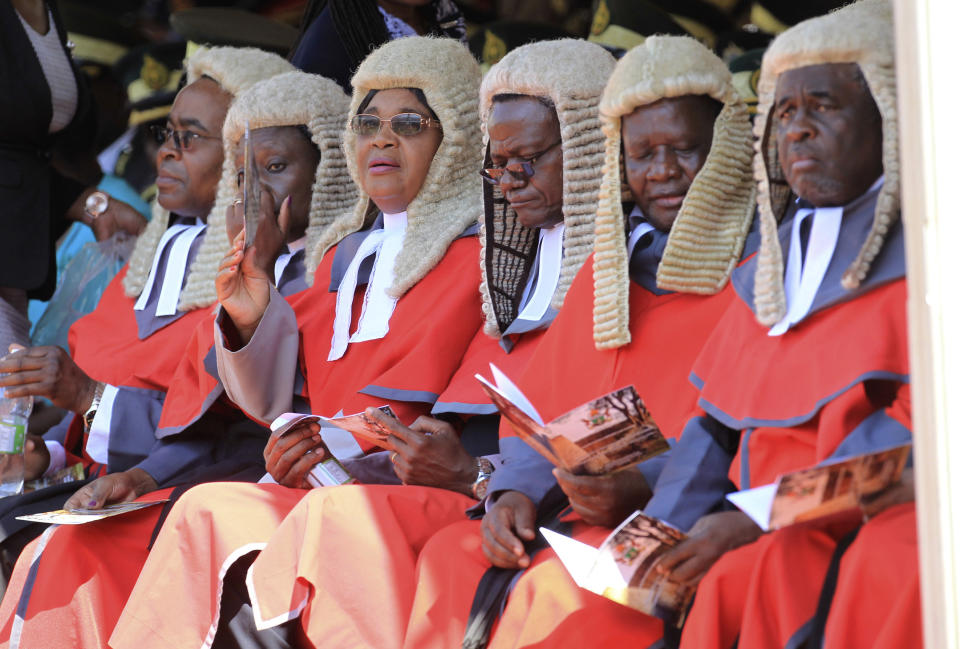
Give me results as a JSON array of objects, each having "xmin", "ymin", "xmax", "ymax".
[{"xmin": 210, "ymin": 551, "xmax": 311, "ymax": 649}]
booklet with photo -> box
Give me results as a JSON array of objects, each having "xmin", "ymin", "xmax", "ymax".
[
  {"xmin": 727, "ymin": 443, "xmax": 911, "ymax": 531},
  {"xmin": 542, "ymin": 511, "xmax": 694, "ymax": 627},
  {"xmin": 16, "ymin": 500, "xmax": 169, "ymax": 525},
  {"xmin": 269, "ymin": 406, "xmax": 399, "ymax": 487},
  {"xmin": 475, "ymin": 364, "xmax": 669, "ymax": 475}
]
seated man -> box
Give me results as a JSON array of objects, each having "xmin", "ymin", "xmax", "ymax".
[
  {"xmin": 396, "ymin": 34, "xmax": 760, "ymax": 649},
  {"xmin": 639, "ymin": 2, "xmax": 915, "ymax": 649}
]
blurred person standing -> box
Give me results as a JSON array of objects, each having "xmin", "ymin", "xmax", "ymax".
[{"xmin": 0, "ymin": 0, "xmax": 99, "ymax": 352}]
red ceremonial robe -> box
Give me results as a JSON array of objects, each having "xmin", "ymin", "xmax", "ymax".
[
  {"xmin": 674, "ymin": 277, "xmax": 915, "ymax": 649},
  {"xmin": 239, "ymin": 250, "xmax": 739, "ymax": 649},
  {"xmin": 108, "ymin": 235, "xmax": 483, "ymax": 649},
  {"xmin": 59, "ymin": 266, "xmax": 215, "ymax": 467}
]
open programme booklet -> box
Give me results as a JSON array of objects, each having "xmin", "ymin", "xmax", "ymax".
[
  {"xmin": 269, "ymin": 406, "xmax": 399, "ymax": 487},
  {"xmin": 475, "ymin": 364, "xmax": 669, "ymax": 475},
  {"xmin": 16, "ymin": 500, "xmax": 169, "ymax": 525},
  {"xmin": 542, "ymin": 511, "xmax": 695, "ymax": 627},
  {"xmin": 727, "ymin": 443, "xmax": 911, "ymax": 531}
]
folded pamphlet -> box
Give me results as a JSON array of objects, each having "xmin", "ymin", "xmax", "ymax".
[
  {"xmin": 269, "ymin": 406, "xmax": 399, "ymax": 487},
  {"xmin": 16, "ymin": 499, "xmax": 169, "ymax": 525},
  {"xmin": 476, "ymin": 364, "xmax": 669, "ymax": 475},
  {"xmin": 543, "ymin": 511, "xmax": 694, "ymax": 627},
  {"xmin": 726, "ymin": 443, "xmax": 911, "ymax": 531}
]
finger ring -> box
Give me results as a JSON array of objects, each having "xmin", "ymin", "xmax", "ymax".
[
  {"xmin": 390, "ymin": 451, "xmax": 398, "ymax": 464},
  {"xmin": 234, "ymin": 199, "xmax": 242, "ymax": 207},
  {"xmin": 304, "ymin": 448, "xmax": 313, "ymax": 455}
]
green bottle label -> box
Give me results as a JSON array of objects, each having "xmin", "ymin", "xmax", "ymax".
[{"xmin": 0, "ymin": 419, "xmax": 24, "ymax": 454}]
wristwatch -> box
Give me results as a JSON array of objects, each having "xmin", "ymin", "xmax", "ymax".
[
  {"xmin": 83, "ymin": 382, "xmax": 106, "ymax": 431},
  {"xmin": 471, "ymin": 457, "xmax": 496, "ymax": 500},
  {"xmin": 84, "ymin": 191, "xmax": 110, "ymax": 221}
]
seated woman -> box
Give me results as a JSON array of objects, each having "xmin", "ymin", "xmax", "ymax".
[
  {"xmin": 0, "ymin": 69, "xmax": 355, "ymax": 649},
  {"xmin": 0, "ymin": 45, "xmax": 293, "ymax": 561},
  {"xmin": 110, "ymin": 36, "xmax": 485, "ymax": 649}
]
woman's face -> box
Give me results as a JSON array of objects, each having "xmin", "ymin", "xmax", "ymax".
[
  {"xmin": 155, "ymin": 77, "xmax": 232, "ymax": 220},
  {"xmin": 354, "ymin": 88, "xmax": 443, "ymax": 215},
  {"xmin": 234, "ymin": 125, "xmax": 320, "ymax": 241}
]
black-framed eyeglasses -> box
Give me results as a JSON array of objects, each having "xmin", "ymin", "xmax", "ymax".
[
  {"xmin": 149, "ymin": 124, "xmax": 219, "ymax": 151},
  {"xmin": 350, "ymin": 113, "xmax": 442, "ymax": 137},
  {"xmin": 480, "ymin": 139, "xmax": 562, "ymax": 185}
]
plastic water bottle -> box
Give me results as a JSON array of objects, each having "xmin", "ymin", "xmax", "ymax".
[{"xmin": 0, "ymin": 388, "xmax": 32, "ymax": 496}]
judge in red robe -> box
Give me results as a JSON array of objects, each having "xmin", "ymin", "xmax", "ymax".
[{"xmin": 645, "ymin": 3, "xmax": 920, "ymax": 649}]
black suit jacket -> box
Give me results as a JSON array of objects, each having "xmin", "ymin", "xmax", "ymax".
[{"xmin": 0, "ymin": 0, "xmax": 96, "ymax": 299}]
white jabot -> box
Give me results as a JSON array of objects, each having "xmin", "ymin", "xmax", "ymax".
[
  {"xmin": 768, "ymin": 206, "xmax": 843, "ymax": 336},
  {"xmin": 517, "ymin": 223, "xmax": 565, "ymax": 322},
  {"xmin": 134, "ymin": 222, "xmax": 207, "ymax": 316},
  {"xmin": 84, "ymin": 384, "xmax": 119, "ymax": 464},
  {"xmin": 328, "ymin": 212, "xmax": 408, "ymax": 361},
  {"xmin": 274, "ymin": 236, "xmax": 306, "ymax": 284}
]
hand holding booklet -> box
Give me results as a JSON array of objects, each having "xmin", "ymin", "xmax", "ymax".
[
  {"xmin": 269, "ymin": 406, "xmax": 400, "ymax": 487},
  {"xmin": 16, "ymin": 500, "xmax": 169, "ymax": 525},
  {"xmin": 475, "ymin": 364, "xmax": 669, "ymax": 475},
  {"xmin": 726, "ymin": 443, "xmax": 911, "ymax": 531},
  {"xmin": 542, "ymin": 511, "xmax": 695, "ymax": 627}
]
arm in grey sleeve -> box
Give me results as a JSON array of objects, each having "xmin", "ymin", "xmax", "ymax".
[
  {"xmin": 106, "ymin": 386, "xmax": 167, "ymax": 473},
  {"xmin": 643, "ymin": 415, "xmax": 740, "ymax": 532},
  {"xmin": 215, "ymin": 285, "xmax": 300, "ymax": 425},
  {"xmin": 486, "ymin": 437, "xmax": 558, "ymax": 507},
  {"xmin": 133, "ymin": 435, "xmax": 217, "ymax": 486}
]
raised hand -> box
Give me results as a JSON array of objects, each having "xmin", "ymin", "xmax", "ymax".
[
  {"xmin": 216, "ymin": 192, "xmax": 291, "ymax": 345},
  {"xmin": 481, "ymin": 490, "xmax": 537, "ymax": 569}
]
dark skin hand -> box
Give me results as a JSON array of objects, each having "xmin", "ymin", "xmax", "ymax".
[
  {"xmin": 263, "ymin": 420, "xmax": 327, "ymax": 488},
  {"xmin": 656, "ymin": 510, "xmax": 763, "ymax": 586},
  {"xmin": 481, "ymin": 490, "xmax": 537, "ymax": 569},
  {"xmin": 217, "ymin": 191, "xmax": 291, "ymax": 345},
  {"xmin": 23, "ymin": 435, "xmax": 50, "ymax": 481},
  {"xmin": 365, "ymin": 408, "xmax": 476, "ymax": 496},
  {"xmin": 859, "ymin": 467, "xmax": 914, "ymax": 519},
  {"xmin": 0, "ymin": 344, "xmax": 98, "ymax": 415},
  {"xmin": 90, "ymin": 199, "xmax": 148, "ymax": 241},
  {"xmin": 553, "ymin": 466, "xmax": 652, "ymax": 528},
  {"xmin": 64, "ymin": 468, "xmax": 158, "ymax": 510}
]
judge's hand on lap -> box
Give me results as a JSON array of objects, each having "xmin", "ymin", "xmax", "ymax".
[
  {"xmin": 0, "ymin": 344, "xmax": 100, "ymax": 415},
  {"xmin": 23, "ymin": 435, "xmax": 51, "ymax": 481},
  {"xmin": 263, "ymin": 419, "xmax": 327, "ymax": 488},
  {"xmin": 655, "ymin": 510, "xmax": 763, "ymax": 587},
  {"xmin": 859, "ymin": 467, "xmax": 915, "ymax": 519},
  {"xmin": 64, "ymin": 468, "xmax": 158, "ymax": 511},
  {"xmin": 365, "ymin": 409, "xmax": 476, "ymax": 495},
  {"xmin": 217, "ymin": 192, "xmax": 290, "ymax": 345},
  {"xmin": 553, "ymin": 466, "xmax": 652, "ymax": 528},
  {"xmin": 482, "ymin": 490, "xmax": 537, "ymax": 569}
]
